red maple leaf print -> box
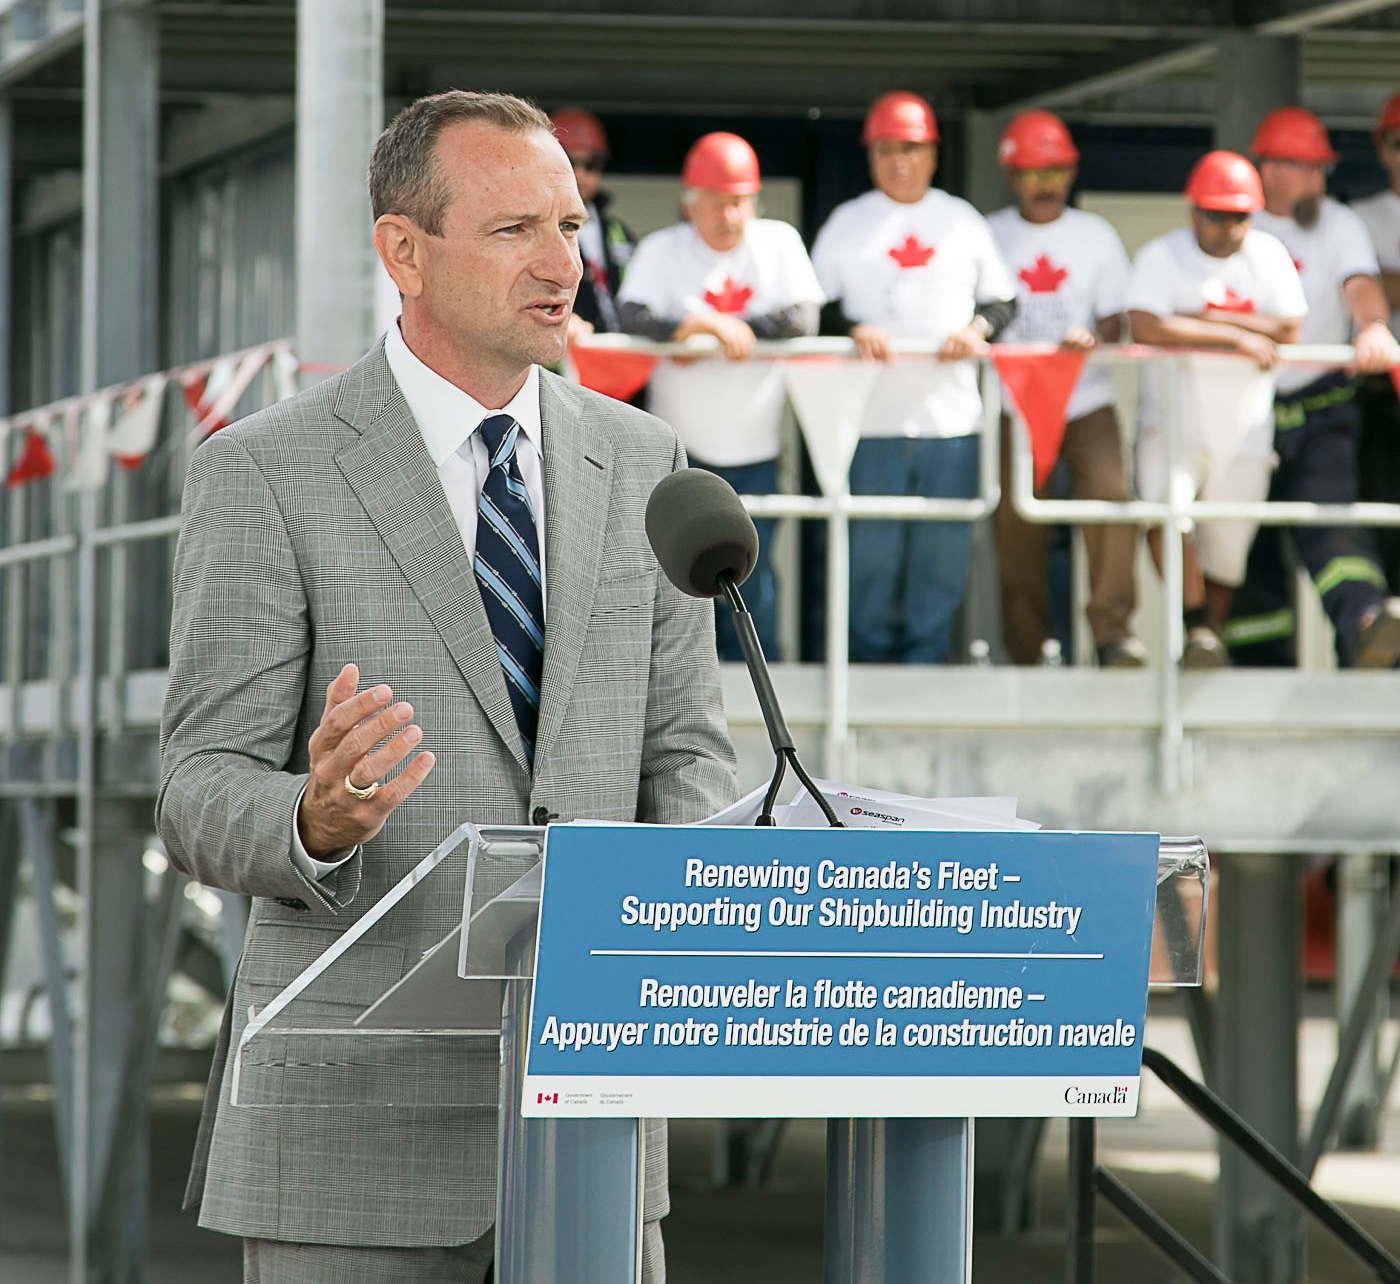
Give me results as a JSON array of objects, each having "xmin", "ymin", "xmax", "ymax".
[
  {"xmin": 704, "ymin": 277, "xmax": 754, "ymax": 313},
  {"xmin": 888, "ymin": 235, "xmax": 936, "ymax": 268},
  {"xmin": 1211, "ymin": 286, "xmax": 1255, "ymax": 313},
  {"xmin": 1019, "ymin": 254, "xmax": 1069, "ymax": 294}
]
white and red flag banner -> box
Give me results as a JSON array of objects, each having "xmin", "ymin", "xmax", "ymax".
[
  {"xmin": 1179, "ymin": 352, "xmax": 1274, "ymax": 467},
  {"xmin": 782, "ymin": 358, "xmax": 880, "ymax": 497},
  {"xmin": 568, "ymin": 343, "xmax": 659, "ymax": 403},
  {"xmin": 991, "ymin": 347, "xmax": 1087, "ymax": 490},
  {"xmin": 272, "ymin": 346, "xmax": 300, "ymax": 401},
  {"xmin": 108, "ymin": 373, "xmax": 169, "ymax": 469},
  {"xmin": 5, "ymin": 416, "xmax": 57, "ymax": 489},
  {"xmin": 62, "ymin": 397, "xmax": 112, "ymax": 493}
]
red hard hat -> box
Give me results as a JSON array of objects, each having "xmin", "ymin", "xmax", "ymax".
[
  {"xmin": 1375, "ymin": 92, "xmax": 1400, "ymax": 140},
  {"xmin": 550, "ymin": 107, "xmax": 608, "ymax": 158},
  {"xmin": 682, "ymin": 132, "xmax": 761, "ymax": 195},
  {"xmin": 997, "ymin": 110, "xmax": 1080, "ymax": 169},
  {"xmin": 1185, "ymin": 150, "xmax": 1264, "ymax": 213},
  {"xmin": 862, "ymin": 91, "xmax": 938, "ymax": 146},
  {"xmin": 1250, "ymin": 107, "xmax": 1338, "ymax": 164}
]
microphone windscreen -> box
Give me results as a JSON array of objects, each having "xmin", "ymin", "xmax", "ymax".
[{"xmin": 645, "ymin": 468, "xmax": 759, "ymax": 598}]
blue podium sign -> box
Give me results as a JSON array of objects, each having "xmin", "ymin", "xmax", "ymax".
[{"xmin": 521, "ymin": 825, "xmax": 1158, "ymax": 1118}]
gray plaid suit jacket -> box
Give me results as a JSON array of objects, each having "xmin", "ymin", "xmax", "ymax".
[{"xmin": 156, "ymin": 341, "xmax": 738, "ymax": 1247}]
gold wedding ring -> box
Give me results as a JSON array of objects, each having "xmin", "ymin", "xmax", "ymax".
[{"xmin": 344, "ymin": 773, "xmax": 380, "ymax": 801}]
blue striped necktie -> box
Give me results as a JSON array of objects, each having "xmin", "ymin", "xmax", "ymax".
[{"xmin": 474, "ymin": 414, "xmax": 544, "ymax": 762}]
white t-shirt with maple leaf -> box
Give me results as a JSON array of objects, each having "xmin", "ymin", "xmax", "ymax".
[
  {"xmin": 986, "ymin": 205, "xmax": 1131, "ymax": 421},
  {"xmin": 811, "ymin": 187, "xmax": 1017, "ymax": 439},
  {"xmin": 617, "ymin": 218, "xmax": 825, "ymax": 466},
  {"xmin": 1253, "ymin": 199, "xmax": 1380, "ymax": 394},
  {"xmin": 1128, "ymin": 225, "xmax": 1307, "ymax": 453},
  {"xmin": 1353, "ymin": 187, "xmax": 1400, "ymax": 336}
]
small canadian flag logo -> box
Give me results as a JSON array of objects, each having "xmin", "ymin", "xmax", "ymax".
[{"xmin": 537, "ymin": 1092, "xmax": 559, "ymax": 1105}]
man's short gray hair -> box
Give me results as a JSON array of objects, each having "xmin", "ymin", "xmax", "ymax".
[{"xmin": 369, "ymin": 90, "xmax": 553, "ymax": 236}]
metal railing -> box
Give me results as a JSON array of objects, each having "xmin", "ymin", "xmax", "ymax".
[
  {"xmin": 4, "ymin": 336, "xmax": 1400, "ymax": 799},
  {"xmin": 576, "ymin": 335, "xmax": 1400, "ymax": 789},
  {"xmin": 1067, "ymin": 1046, "xmax": 1400, "ymax": 1284}
]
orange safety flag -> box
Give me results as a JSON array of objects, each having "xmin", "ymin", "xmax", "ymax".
[
  {"xmin": 991, "ymin": 348, "xmax": 1087, "ymax": 490},
  {"xmin": 5, "ymin": 423, "xmax": 57, "ymax": 489},
  {"xmin": 569, "ymin": 345, "xmax": 659, "ymax": 402}
]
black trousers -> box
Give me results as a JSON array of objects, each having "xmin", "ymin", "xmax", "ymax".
[
  {"xmin": 1356, "ymin": 372, "xmax": 1400, "ymax": 594},
  {"xmin": 1226, "ymin": 373, "xmax": 1388, "ymax": 667}
]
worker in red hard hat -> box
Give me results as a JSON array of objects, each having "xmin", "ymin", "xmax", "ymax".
[
  {"xmin": 987, "ymin": 110, "xmax": 1145, "ymax": 670},
  {"xmin": 1350, "ymin": 91, "xmax": 1400, "ymax": 597},
  {"xmin": 549, "ymin": 107, "xmax": 636, "ymax": 338},
  {"xmin": 1224, "ymin": 107, "xmax": 1400, "ymax": 668},
  {"xmin": 618, "ymin": 130, "xmax": 824, "ymax": 661},
  {"xmin": 1127, "ymin": 150, "xmax": 1306, "ymax": 668},
  {"xmin": 811, "ymin": 90, "xmax": 1017, "ymax": 665}
]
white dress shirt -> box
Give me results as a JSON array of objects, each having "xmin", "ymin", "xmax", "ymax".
[{"xmin": 290, "ymin": 321, "xmax": 550, "ymax": 881}]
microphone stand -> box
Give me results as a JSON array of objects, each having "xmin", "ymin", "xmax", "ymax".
[{"xmin": 719, "ymin": 572, "xmax": 843, "ymax": 828}]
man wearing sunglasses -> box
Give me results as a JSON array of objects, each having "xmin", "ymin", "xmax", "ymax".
[
  {"xmin": 550, "ymin": 107, "xmax": 636, "ymax": 339},
  {"xmin": 987, "ymin": 110, "xmax": 1144, "ymax": 670},
  {"xmin": 1225, "ymin": 107, "xmax": 1400, "ymax": 668},
  {"xmin": 1352, "ymin": 92, "xmax": 1400, "ymax": 595},
  {"xmin": 1127, "ymin": 151, "xmax": 1306, "ymax": 667}
]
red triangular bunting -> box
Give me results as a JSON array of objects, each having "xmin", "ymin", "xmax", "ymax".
[
  {"xmin": 991, "ymin": 348, "xmax": 1087, "ymax": 490},
  {"xmin": 570, "ymin": 345, "xmax": 659, "ymax": 402},
  {"xmin": 5, "ymin": 426, "xmax": 57, "ymax": 489},
  {"xmin": 181, "ymin": 373, "xmax": 208, "ymax": 416}
]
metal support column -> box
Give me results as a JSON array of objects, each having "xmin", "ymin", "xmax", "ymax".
[
  {"xmin": 1215, "ymin": 854, "xmax": 1305, "ymax": 1284},
  {"xmin": 962, "ymin": 108, "xmax": 1014, "ymax": 215},
  {"xmin": 1212, "ymin": 34, "xmax": 1301, "ymax": 155},
  {"xmin": 824, "ymin": 1118, "xmax": 973, "ymax": 1284},
  {"xmin": 21, "ymin": 799, "xmax": 75, "ymax": 1181},
  {"xmin": 1066, "ymin": 1119, "xmax": 1096, "ymax": 1284},
  {"xmin": 0, "ymin": 92, "xmax": 11, "ymax": 416},
  {"xmin": 1334, "ymin": 853, "xmax": 1388, "ymax": 1147},
  {"xmin": 79, "ymin": 4, "xmax": 159, "ymax": 1281},
  {"xmin": 1210, "ymin": 39, "xmax": 1305, "ymax": 1283},
  {"xmin": 296, "ymin": 0, "xmax": 383, "ymax": 370},
  {"xmin": 497, "ymin": 927, "xmax": 640, "ymax": 1282}
]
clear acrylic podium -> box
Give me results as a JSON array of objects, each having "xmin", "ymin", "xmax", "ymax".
[{"xmin": 232, "ymin": 822, "xmax": 1209, "ymax": 1283}]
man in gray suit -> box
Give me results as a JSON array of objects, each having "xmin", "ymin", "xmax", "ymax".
[{"xmin": 157, "ymin": 90, "xmax": 738, "ymax": 1284}]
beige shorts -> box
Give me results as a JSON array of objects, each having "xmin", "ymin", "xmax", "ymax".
[{"xmin": 1136, "ymin": 432, "xmax": 1275, "ymax": 588}]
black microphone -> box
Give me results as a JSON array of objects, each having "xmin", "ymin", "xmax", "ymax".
[{"xmin": 645, "ymin": 468, "xmax": 842, "ymax": 828}]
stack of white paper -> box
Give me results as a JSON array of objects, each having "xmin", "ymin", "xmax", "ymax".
[{"xmin": 699, "ymin": 778, "xmax": 1039, "ymax": 832}]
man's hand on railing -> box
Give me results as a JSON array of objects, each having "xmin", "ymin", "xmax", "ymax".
[
  {"xmin": 1350, "ymin": 319, "xmax": 1400, "ymax": 375},
  {"xmin": 1233, "ymin": 330, "xmax": 1280, "ymax": 371},
  {"xmin": 1060, "ymin": 325, "xmax": 1097, "ymax": 353},
  {"xmin": 850, "ymin": 323, "xmax": 893, "ymax": 362},
  {"xmin": 939, "ymin": 324, "xmax": 990, "ymax": 363},
  {"xmin": 674, "ymin": 312, "xmax": 756, "ymax": 360}
]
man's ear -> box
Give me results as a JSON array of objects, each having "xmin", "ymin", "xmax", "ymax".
[{"xmin": 374, "ymin": 215, "xmax": 425, "ymax": 298}]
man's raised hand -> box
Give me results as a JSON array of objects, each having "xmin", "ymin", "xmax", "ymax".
[{"xmin": 297, "ymin": 663, "xmax": 436, "ymax": 860}]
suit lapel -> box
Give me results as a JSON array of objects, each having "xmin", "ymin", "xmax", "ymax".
[
  {"xmin": 534, "ymin": 372, "xmax": 612, "ymax": 770},
  {"xmin": 331, "ymin": 346, "xmax": 527, "ymax": 769}
]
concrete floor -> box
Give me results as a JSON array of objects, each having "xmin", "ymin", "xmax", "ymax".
[{"xmin": 3, "ymin": 1007, "xmax": 1399, "ymax": 1283}]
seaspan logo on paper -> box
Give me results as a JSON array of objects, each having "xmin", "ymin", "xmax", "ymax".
[
  {"xmin": 536, "ymin": 1092, "xmax": 558, "ymax": 1105},
  {"xmin": 1064, "ymin": 1085, "xmax": 1130, "ymax": 1107},
  {"xmin": 848, "ymin": 806, "xmax": 905, "ymax": 826}
]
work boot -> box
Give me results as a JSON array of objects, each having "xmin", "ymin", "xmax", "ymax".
[
  {"xmin": 1097, "ymin": 635, "xmax": 1149, "ymax": 668},
  {"xmin": 1182, "ymin": 625, "xmax": 1229, "ymax": 669},
  {"xmin": 1352, "ymin": 597, "xmax": 1400, "ymax": 668}
]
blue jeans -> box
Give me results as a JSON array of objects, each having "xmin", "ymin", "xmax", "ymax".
[
  {"xmin": 848, "ymin": 435, "xmax": 980, "ymax": 664},
  {"xmin": 697, "ymin": 458, "xmax": 780, "ymax": 662}
]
